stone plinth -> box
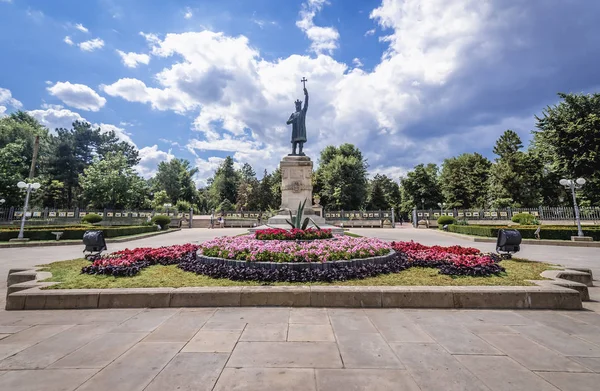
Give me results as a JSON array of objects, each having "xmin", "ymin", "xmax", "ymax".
[{"xmin": 279, "ymin": 155, "xmax": 314, "ymax": 212}]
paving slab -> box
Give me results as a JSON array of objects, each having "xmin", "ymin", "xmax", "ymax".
[
  {"xmin": 145, "ymin": 352, "xmax": 228, "ymax": 391},
  {"xmin": 511, "ymin": 324, "xmax": 600, "ymax": 357},
  {"xmin": 0, "ymin": 325, "xmax": 31, "ymax": 334},
  {"xmin": 76, "ymin": 342, "xmax": 184, "ymax": 391},
  {"xmin": 289, "ymin": 308, "xmax": 329, "ymax": 324},
  {"xmin": 0, "ymin": 368, "xmax": 98, "ymax": 391},
  {"xmin": 0, "ymin": 324, "xmax": 73, "ymax": 346},
  {"xmin": 240, "ymin": 323, "xmax": 288, "ymax": 341},
  {"xmin": 109, "ymin": 308, "xmax": 179, "ymax": 333},
  {"xmin": 569, "ymin": 356, "xmax": 600, "ymax": 373},
  {"xmin": 366, "ymin": 309, "xmax": 434, "ymax": 342},
  {"xmin": 456, "ymin": 355, "xmax": 560, "ymax": 391},
  {"xmin": 329, "ymin": 311, "xmax": 378, "ymax": 335},
  {"xmin": 537, "ymin": 371, "xmax": 600, "ymax": 391},
  {"xmin": 336, "ymin": 332, "xmax": 403, "ymax": 369},
  {"xmin": 419, "ymin": 324, "xmax": 503, "ymax": 355},
  {"xmin": 0, "ymin": 324, "xmax": 115, "ymax": 369},
  {"xmin": 390, "ymin": 342, "xmax": 490, "ymax": 391},
  {"xmin": 209, "ymin": 307, "xmax": 290, "ymax": 324},
  {"xmin": 227, "ymin": 341, "xmax": 342, "ymax": 368},
  {"xmin": 478, "ymin": 333, "xmax": 590, "ymax": 372},
  {"xmin": 144, "ymin": 310, "xmax": 213, "ymax": 342},
  {"xmin": 464, "ymin": 310, "xmax": 535, "ymax": 325},
  {"xmin": 182, "ymin": 329, "xmax": 242, "ymax": 352},
  {"xmin": 287, "ymin": 323, "xmax": 335, "ymax": 342},
  {"xmin": 316, "ymin": 369, "xmax": 421, "ymax": 391},
  {"xmin": 10, "ymin": 309, "xmax": 143, "ymax": 325},
  {"xmin": 214, "ymin": 368, "xmax": 316, "ymax": 391},
  {"xmin": 0, "ymin": 334, "xmax": 8, "ymax": 340},
  {"xmin": 49, "ymin": 332, "xmax": 146, "ymax": 369},
  {"xmin": 201, "ymin": 321, "xmax": 247, "ymax": 330}
]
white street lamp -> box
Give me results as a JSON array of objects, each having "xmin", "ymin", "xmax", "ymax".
[
  {"xmin": 437, "ymin": 202, "xmax": 448, "ymax": 214},
  {"xmin": 560, "ymin": 178, "xmax": 586, "ymax": 237},
  {"xmin": 16, "ymin": 181, "xmax": 41, "ymax": 240}
]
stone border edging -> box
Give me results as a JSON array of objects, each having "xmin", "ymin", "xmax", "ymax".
[
  {"xmin": 196, "ymin": 250, "xmax": 396, "ymax": 270},
  {"xmin": 5, "ymin": 267, "xmax": 584, "ymax": 311},
  {"xmin": 0, "ymin": 228, "xmax": 181, "ymax": 248},
  {"xmin": 437, "ymin": 230, "xmax": 600, "ymax": 247}
]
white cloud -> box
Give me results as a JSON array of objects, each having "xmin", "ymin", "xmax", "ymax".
[
  {"xmin": 64, "ymin": 36, "xmax": 74, "ymax": 45},
  {"xmin": 28, "ymin": 106, "xmax": 86, "ymax": 130},
  {"xmin": 94, "ymin": 123, "xmax": 136, "ymax": 146},
  {"xmin": 78, "ymin": 38, "xmax": 104, "ymax": 52},
  {"xmin": 136, "ymin": 145, "xmax": 174, "ymax": 178},
  {"xmin": 47, "ymin": 81, "xmax": 107, "ymax": 111},
  {"xmin": 139, "ymin": 31, "xmax": 161, "ymax": 45},
  {"xmin": 184, "ymin": 7, "xmax": 193, "ymax": 19},
  {"xmin": 116, "ymin": 50, "xmax": 150, "ymax": 68},
  {"xmin": 352, "ymin": 58, "xmax": 364, "ymax": 68},
  {"xmin": 296, "ymin": 0, "xmax": 339, "ymax": 54},
  {"xmin": 75, "ymin": 23, "xmax": 89, "ymax": 33},
  {"xmin": 0, "ymin": 87, "xmax": 23, "ymax": 116},
  {"xmin": 364, "ymin": 28, "xmax": 376, "ymax": 36}
]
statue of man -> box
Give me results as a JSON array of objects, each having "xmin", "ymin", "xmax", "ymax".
[{"xmin": 286, "ymin": 86, "xmax": 308, "ymax": 156}]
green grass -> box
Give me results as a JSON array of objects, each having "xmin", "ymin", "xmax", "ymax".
[
  {"xmin": 38, "ymin": 258, "xmax": 555, "ymax": 289},
  {"xmin": 343, "ymin": 231, "xmax": 362, "ymax": 237},
  {"xmin": 0, "ymin": 229, "xmax": 173, "ymax": 246}
]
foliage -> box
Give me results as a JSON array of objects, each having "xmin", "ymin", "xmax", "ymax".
[
  {"xmin": 153, "ymin": 158, "xmax": 198, "ymax": 205},
  {"xmin": 151, "ymin": 215, "xmax": 171, "ymax": 229},
  {"xmin": 151, "ymin": 190, "xmax": 170, "ymax": 211},
  {"xmin": 285, "ymin": 199, "xmax": 321, "ymax": 230},
  {"xmin": 0, "ymin": 225, "xmax": 156, "ymax": 241},
  {"xmin": 216, "ymin": 199, "xmax": 234, "ymax": 213},
  {"xmin": 400, "ymin": 163, "xmax": 442, "ymax": 212},
  {"xmin": 367, "ymin": 176, "xmax": 389, "ymax": 210},
  {"xmin": 532, "ymin": 93, "xmax": 600, "ymax": 205},
  {"xmin": 439, "ymin": 153, "xmax": 491, "ymax": 209},
  {"xmin": 208, "ymin": 156, "xmax": 239, "ymax": 208},
  {"xmin": 447, "ymin": 224, "xmax": 600, "ymax": 241},
  {"xmin": 437, "ymin": 215, "xmax": 456, "ymax": 226},
  {"xmin": 79, "ymin": 153, "xmax": 149, "ymax": 209},
  {"xmin": 255, "ymin": 228, "xmax": 333, "ymax": 240},
  {"xmin": 82, "ymin": 213, "xmax": 103, "ymax": 224},
  {"xmin": 82, "ymin": 244, "xmax": 200, "ymax": 277},
  {"xmin": 511, "ymin": 212, "xmax": 538, "ymax": 225},
  {"xmin": 314, "ymin": 143, "xmax": 368, "ymax": 210}
]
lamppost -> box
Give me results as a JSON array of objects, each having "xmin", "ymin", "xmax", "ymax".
[
  {"xmin": 559, "ymin": 178, "xmax": 586, "ymax": 237},
  {"xmin": 438, "ymin": 202, "xmax": 448, "ymax": 215},
  {"xmin": 163, "ymin": 203, "xmax": 172, "ymax": 215},
  {"xmin": 421, "ymin": 198, "xmax": 425, "ymax": 210},
  {"xmin": 16, "ymin": 181, "xmax": 41, "ymax": 240}
]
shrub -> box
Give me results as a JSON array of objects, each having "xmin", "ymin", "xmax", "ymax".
[
  {"xmin": 511, "ymin": 213, "xmax": 538, "ymax": 225},
  {"xmin": 437, "ymin": 215, "xmax": 456, "ymax": 226},
  {"xmin": 82, "ymin": 213, "xmax": 103, "ymax": 224},
  {"xmin": 151, "ymin": 215, "xmax": 171, "ymax": 230},
  {"xmin": 0, "ymin": 225, "xmax": 157, "ymax": 241},
  {"xmin": 447, "ymin": 224, "xmax": 600, "ymax": 241}
]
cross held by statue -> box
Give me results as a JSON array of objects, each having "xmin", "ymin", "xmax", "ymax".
[{"xmin": 301, "ymin": 77, "xmax": 308, "ymax": 88}]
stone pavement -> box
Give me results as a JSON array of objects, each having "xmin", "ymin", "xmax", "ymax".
[{"xmin": 1, "ymin": 304, "xmax": 600, "ymax": 390}]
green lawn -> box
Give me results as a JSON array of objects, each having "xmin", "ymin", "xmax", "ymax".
[{"xmin": 39, "ymin": 258, "xmax": 555, "ymax": 289}]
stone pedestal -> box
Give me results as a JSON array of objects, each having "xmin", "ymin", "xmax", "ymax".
[{"xmin": 260, "ymin": 155, "xmax": 341, "ymax": 233}]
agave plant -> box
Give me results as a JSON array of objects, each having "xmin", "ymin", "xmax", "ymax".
[{"xmin": 286, "ymin": 199, "xmax": 321, "ymax": 230}]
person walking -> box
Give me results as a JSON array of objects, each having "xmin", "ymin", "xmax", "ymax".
[{"xmin": 209, "ymin": 213, "xmax": 214, "ymax": 229}]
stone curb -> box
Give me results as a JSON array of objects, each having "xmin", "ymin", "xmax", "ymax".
[
  {"xmin": 437, "ymin": 230, "xmax": 600, "ymax": 247},
  {"xmin": 5, "ymin": 268, "xmax": 583, "ymax": 310},
  {"xmin": 0, "ymin": 228, "xmax": 181, "ymax": 248},
  {"xmin": 196, "ymin": 250, "xmax": 396, "ymax": 270}
]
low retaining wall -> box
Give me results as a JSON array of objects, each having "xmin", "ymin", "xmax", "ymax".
[
  {"xmin": 5, "ymin": 267, "xmax": 586, "ymax": 310},
  {"xmin": 196, "ymin": 250, "xmax": 396, "ymax": 270}
]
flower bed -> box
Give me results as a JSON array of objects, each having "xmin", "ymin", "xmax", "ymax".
[
  {"xmin": 82, "ymin": 244, "xmax": 199, "ymax": 277},
  {"xmin": 199, "ymin": 235, "xmax": 391, "ymax": 263},
  {"xmin": 391, "ymin": 241, "xmax": 503, "ymax": 276},
  {"xmin": 255, "ymin": 228, "xmax": 333, "ymax": 240}
]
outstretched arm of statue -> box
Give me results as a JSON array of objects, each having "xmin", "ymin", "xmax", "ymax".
[
  {"xmin": 303, "ymin": 88, "xmax": 308, "ymax": 112},
  {"xmin": 286, "ymin": 113, "xmax": 295, "ymax": 125}
]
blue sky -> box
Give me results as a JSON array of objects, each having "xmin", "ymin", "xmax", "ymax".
[{"xmin": 1, "ymin": 0, "xmax": 600, "ymax": 184}]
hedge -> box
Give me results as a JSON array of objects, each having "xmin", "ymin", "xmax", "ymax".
[
  {"xmin": 448, "ymin": 224, "xmax": 600, "ymax": 241},
  {"xmin": 0, "ymin": 225, "xmax": 159, "ymax": 241}
]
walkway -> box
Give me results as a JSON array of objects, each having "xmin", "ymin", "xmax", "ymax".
[{"xmin": 1, "ymin": 305, "xmax": 600, "ymax": 390}]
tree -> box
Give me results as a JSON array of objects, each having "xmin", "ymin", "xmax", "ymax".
[
  {"xmin": 400, "ymin": 163, "xmax": 442, "ymax": 212},
  {"xmin": 440, "ymin": 153, "xmax": 491, "ymax": 209},
  {"xmin": 487, "ymin": 130, "xmax": 542, "ymax": 207},
  {"xmin": 151, "ymin": 190, "xmax": 170, "ymax": 210},
  {"xmin": 314, "ymin": 144, "xmax": 368, "ymax": 210},
  {"xmin": 367, "ymin": 180, "xmax": 388, "ymax": 210},
  {"xmin": 532, "ymin": 93, "xmax": 600, "ymax": 205},
  {"xmin": 208, "ymin": 156, "xmax": 240, "ymax": 207},
  {"xmin": 370, "ymin": 174, "xmax": 401, "ymax": 211},
  {"xmin": 80, "ymin": 153, "xmax": 148, "ymax": 209},
  {"xmin": 153, "ymin": 158, "xmax": 199, "ymax": 204}
]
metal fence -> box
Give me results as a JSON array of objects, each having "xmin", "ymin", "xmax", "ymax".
[
  {"xmin": 0, "ymin": 207, "xmax": 189, "ymax": 225},
  {"xmin": 415, "ymin": 206, "xmax": 600, "ymax": 222}
]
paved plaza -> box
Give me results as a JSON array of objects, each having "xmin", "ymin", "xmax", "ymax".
[{"xmin": 1, "ymin": 227, "xmax": 600, "ymax": 390}]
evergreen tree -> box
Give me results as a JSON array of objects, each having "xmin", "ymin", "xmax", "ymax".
[
  {"xmin": 400, "ymin": 163, "xmax": 442, "ymax": 212},
  {"xmin": 440, "ymin": 153, "xmax": 491, "ymax": 208}
]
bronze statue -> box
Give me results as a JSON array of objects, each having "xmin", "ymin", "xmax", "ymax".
[{"xmin": 286, "ymin": 77, "xmax": 308, "ymax": 156}]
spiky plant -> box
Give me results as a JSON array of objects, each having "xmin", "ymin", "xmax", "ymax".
[{"xmin": 285, "ymin": 199, "xmax": 321, "ymax": 230}]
